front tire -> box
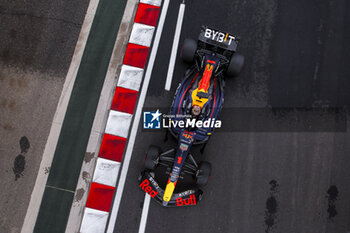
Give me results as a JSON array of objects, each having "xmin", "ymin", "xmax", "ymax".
[
  {"xmin": 144, "ymin": 146, "xmax": 160, "ymax": 170},
  {"xmin": 226, "ymin": 53, "xmax": 244, "ymax": 77},
  {"xmin": 195, "ymin": 161, "xmax": 211, "ymax": 186}
]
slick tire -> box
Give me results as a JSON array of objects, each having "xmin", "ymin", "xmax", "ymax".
[
  {"xmin": 195, "ymin": 161, "xmax": 211, "ymax": 186},
  {"xmin": 144, "ymin": 145, "xmax": 160, "ymax": 170},
  {"xmin": 181, "ymin": 38, "xmax": 197, "ymax": 63},
  {"xmin": 226, "ymin": 53, "xmax": 244, "ymax": 77}
]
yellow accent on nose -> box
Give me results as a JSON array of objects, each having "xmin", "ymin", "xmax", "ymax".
[
  {"xmin": 163, "ymin": 182, "xmax": 176, "ymax": 202},
  {"xmin": 191, "ymin": 89, "xmax": 209, "ymax": 108}
]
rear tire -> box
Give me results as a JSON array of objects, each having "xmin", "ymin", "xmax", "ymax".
[
  {"xmin": 195, "ymin": 161, "xmax": 211, "ymax": 186},
  {"xmin": 181, "ymin": 38, "xmax": 197, "ymax": 63},
  {"xmin": 144, "ymin": 146, "xmax": 160, "ymax": 170},
  {"xmin": 226, "ymin": 53, "xmax": 244, "ymax": 77}
]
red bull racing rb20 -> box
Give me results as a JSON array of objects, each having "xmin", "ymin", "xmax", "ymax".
[{"xmin": 138, "ymin": 26, "xmax": 244, "ymax": 207}]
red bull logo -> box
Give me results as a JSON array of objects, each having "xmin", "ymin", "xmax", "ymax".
[
  {"xmin": 176, "ymin": 194, "xmax": 197, "ymax": 206},
  {"xmin": 183, "ymin": 131, "xmax": 193, "ymax": 139},
  {"xmin": 139, "ymin": 179, "xmax": 159, "ymax": 198}
]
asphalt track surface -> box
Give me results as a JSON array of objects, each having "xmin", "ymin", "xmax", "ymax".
[{"xmin": 114, "ymin": 1, "xmax": 350, "ymax": 233}]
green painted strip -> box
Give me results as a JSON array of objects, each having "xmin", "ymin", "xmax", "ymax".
[
  {"xmin": 34, "ymin": 0, "xmax": 128, "ymax": 231},
  {"xmin": 34, "ymin": 188, "xmax": 74, "ymax": 233}
]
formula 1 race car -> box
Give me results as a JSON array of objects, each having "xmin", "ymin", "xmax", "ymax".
[{"xmin": 139, "ymin": 26, "xmax": 244, "ymax": 207}]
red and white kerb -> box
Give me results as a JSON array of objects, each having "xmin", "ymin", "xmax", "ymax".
[{"xmin": 79, "ymin": 0, "xmax": 162, "ymax": 232}]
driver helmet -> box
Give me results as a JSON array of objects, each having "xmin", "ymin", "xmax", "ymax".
[{"xmin": 191, "ymin": 105, "xmax": 201, "ymax": 116}]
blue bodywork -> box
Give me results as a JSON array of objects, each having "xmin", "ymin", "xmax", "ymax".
[{"xmin": 170, "ymin": 54, "xmax": 224, "ymax": 142}]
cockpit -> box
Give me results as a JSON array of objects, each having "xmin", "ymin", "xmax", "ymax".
[{"xmin": 188, "ymin": 59, "xmax": 217, "ymax": 117}]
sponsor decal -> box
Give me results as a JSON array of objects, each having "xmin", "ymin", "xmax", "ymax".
[
  {"xmin": 170, "ymin": 167, "xmax": 180, "ymax": 181},
  {"xmin": 177, "ymin": 190, "xmax": 195, "ymax": 197},
  {"xmin": 148, "ymin": 176, "xmax": 159, "ymax": 188},
  {"xmin": 176, "ymin": 194, "xmax": 197, "ymax": 206},
  {"xmin": 139, "ymin": 179, "xmax": 159, "ymax": 198},
  {"xmin": 179, "ymin": 143, "xmax": 189, "ymax": 152},
  {"xmin": 204, "ymin": 28, "xmax": 235, "ymax": 45},
  {"xmin": 183, "ymin": 131, "xmax": 193, "ymax": 139}
]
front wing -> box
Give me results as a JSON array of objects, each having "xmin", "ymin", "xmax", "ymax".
[{"xmin": 139, "ymin": 171, "xmax": 203, "ymax": 207}]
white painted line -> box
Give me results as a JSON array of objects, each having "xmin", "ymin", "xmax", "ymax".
[
  {"xmin": 20, "ymin": 0, "xmax": 101, "ymax": 231},
  {"xmin": 129, "ymin": 23, "xmax": 155, "ymax": 47},
  {"xmin": 93, "ymin": 158, "xmax": 121, "ymax": 187},
  {"xmin": 117, "ymin": 65, "xmax": 144, "ymax": 91},
  {"xmin": 138, "ymin": 194, "xmax": 151, "ymax": 233},
  {"xmin": 105, "ymin": 110, "xmax": 133, "ymax": 138},
  {"xmin": 80, "ymin": 208, "xmax": 109, "ymax": 233},
  {"xmin": 140, "ymin": 0, "xmax": 162, "ymax": 7},
  {"xmin": 164, "ymin": 2, "xmax": 186, "ymax": 91},
  {"xmin": 45, "ymin": 185, "xmax": 75, "ymax": 193},
  {"xmin": 106, "ymin": 0, "xmax": 170, "ymax": 232}
]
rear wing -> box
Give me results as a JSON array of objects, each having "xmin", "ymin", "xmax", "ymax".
[{"xmin": 198, "ymin": 26, "xmax": 239, "ymax": 52}]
